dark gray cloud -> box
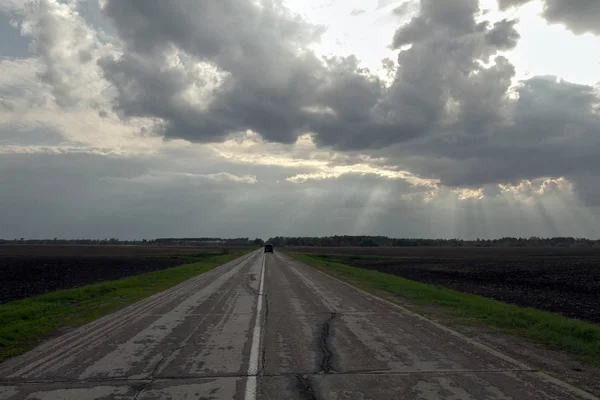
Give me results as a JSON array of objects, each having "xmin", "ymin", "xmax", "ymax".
[
  {"xmin": 99, "ymin": 0, "xmax": 324, "ymax": 143},
  {"xmin": 543, "ymin": 0, "xmax": 600, "ymax": 35},
  {"xmin": 97, "ymin": 0, "xmax": 600, "ymax": 202},
  {"xmin": 485, "ymin": 19, "xmax": 520, "ymax": 49},
  {"xmin": 99, "ymin": 0, "xmax": 521, "ymax": 152},
  {"xmin": 99, "ymin": 0, "xmax": 425, "ymax": 149},
  {"xmin": 572, "ymin": 174, "xmax": 600, "ymax": 207},
  {"xmin": 389, "ymin": 0, "xmax": 519, "ymax": 141},
  {"xmin": 431, "ymin": 76, "xmax": 599, "ymax": 185},
  {"xmin": 364, "ymin": 0, "xmax": 600, "ymax": 206},
  {"xmin": 499, "ymin": 0, "xmax": 600, "ymax": 35},
  {"xmin": 377, "ymin": 75, "xmax": 600, "ymax": 207},
  {"xmin": 99, "ymin": 0, "xmax": 435, "ymax": 149}
]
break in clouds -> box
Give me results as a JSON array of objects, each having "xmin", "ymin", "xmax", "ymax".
[{"xmin": 0, "ymin": 0, "xmax": 599, "ymax": 239}]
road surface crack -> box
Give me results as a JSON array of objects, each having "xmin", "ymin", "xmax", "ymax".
[
  {"xmin": 318, "ymin": 312, "xmax": 337, "ymax": 374},
  {"xmin": 295, "ymin": 375, "xmax": 318, "ymax": 400},
  {"xmin": 245, "ymin": 272, "xmax": 267, "ymax": 297},
  {"xmin": 0, "ymin": 368, "xmax": 540, "ymax": 386},
  {"xmin": 132, "ymin": 382, "xmax": 148, "ymax": 400},
  {"xmin": 245, "ymin": 281, "xmax": 261, "ymax": 296},
  {"xmin": 150, "ymin": 351, "xmax": 173, "ymax": 378}
]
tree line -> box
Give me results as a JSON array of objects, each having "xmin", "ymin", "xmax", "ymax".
[
  {"xmin": 265, "ymin": 235, "xmax": 600, "ymax": 248},
  {"xmin": 0, "ymin": 237, "xmax": 264, "ymax": 246},
  {"xmin": 3, "ymin": 236, "xmax": 599, "ymax": 248}
]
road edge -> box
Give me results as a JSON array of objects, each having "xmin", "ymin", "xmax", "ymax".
[
  {"xmin": 0, "ymin": 250, "xmax": 257, "ymax": 367},
  {"xmin": 288, "ymin": 253, "xmax": 600, "ymax": 400}
]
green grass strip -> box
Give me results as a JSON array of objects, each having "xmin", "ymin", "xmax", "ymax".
[
  {"xmin": 291, "ymin": 253, "xmax": 600, "ymax": 366},
  {"xmin": 299, "ymin": 253, "xmax": 402, "ymax": 261},
  {"xmin": 0, "ymin": 250, "xmax": 250, "ymax": 363}
]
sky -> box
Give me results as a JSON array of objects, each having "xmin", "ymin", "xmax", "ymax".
[{"xmin": 1, "ymin": 0, "xmax": 600, "ymax": 240}]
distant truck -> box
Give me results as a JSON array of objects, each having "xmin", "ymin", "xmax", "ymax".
[{"xmin": 264, "ymin": 244, "xmax": 274, "ymax": 253}]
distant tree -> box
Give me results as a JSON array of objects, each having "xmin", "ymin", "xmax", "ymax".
[{"xmin": 359, "ymin": 238, "xmax": 379, "ymax": 247}]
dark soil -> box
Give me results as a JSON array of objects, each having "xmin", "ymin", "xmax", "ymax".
[
  {"xmin": 0, "ymin": 244, "xmax": 227, "ymax": 257},
  {"xmin": 295, "ymin": 247, "xmax": 600, "ymax": 324},
  {"xmin": 0, "ymin": 255, "xmax": 198, "ymax": 304},
  {"xmin": 289, "ymin": 245, "xmax": 600, "ymax": 258}
]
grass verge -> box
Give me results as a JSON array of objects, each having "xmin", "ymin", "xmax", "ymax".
[
  {"xmin": 299, "ymin": 253, "xmax": 401, "ymax": 261},
  {"xmin": 0, "ymin": 250, "xmax": 250, "ymax": 363},
  {"xmin": 290, "ymin": 253, "xmax": 600, "ymax": 366}
]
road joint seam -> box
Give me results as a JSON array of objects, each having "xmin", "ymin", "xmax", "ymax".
[
  {"xmin": 0, "ymin": 368, "xmax": 539, "ymax": 385},
  {"xmin": 0, "ymin": 368, "xmax": 544, "ymax": 385}
]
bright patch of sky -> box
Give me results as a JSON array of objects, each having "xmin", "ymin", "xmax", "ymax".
[
  {"xmin": 283, "ymin": 0, "xmax": 410, "ymax": 78},
  {"xmin": 284, "ymin": 0, "xmax": 600, "ymax": 86},
  {"xmin": 507, "ymin": 1, "xmax": 600, "ymax": 85}
]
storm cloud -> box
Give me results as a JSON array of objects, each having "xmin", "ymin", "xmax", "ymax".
[
  {"xmin": 371, "ymin": 0, "xmax": 600, "ymax": 202},
  {"xmin": 97, "ymin": 0, "xmax": 529, "ymax": 153},
  {"xmin": 1, "ymin": 0, "xmax": 600, "ymax": 239}
]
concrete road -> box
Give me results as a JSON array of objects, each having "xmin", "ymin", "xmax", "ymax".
[{"xmin": 0, "ymin": 250, "xmax": 597, "ymax": 399}]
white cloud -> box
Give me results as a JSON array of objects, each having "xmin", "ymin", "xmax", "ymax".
[
  {"xmin": 286, "ymin": 165, "xmax": 438, "ymax": 187},
  {"xmin": 17, "ymin": 0, "xmax": 115, "ymax": 107}
]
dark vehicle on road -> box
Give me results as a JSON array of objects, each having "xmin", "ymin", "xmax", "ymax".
[{"xmin": 264, "ymin": 244, "xmax": 273, "ymax": 253}]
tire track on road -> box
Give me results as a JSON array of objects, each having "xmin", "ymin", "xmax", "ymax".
[
  {"xmin": 244, "ymin": 254, "xmax": 266, "ymax": 400},
  {"xmin": 1, "ymin": 252, "xmax": 258, "ymax": 379}
]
